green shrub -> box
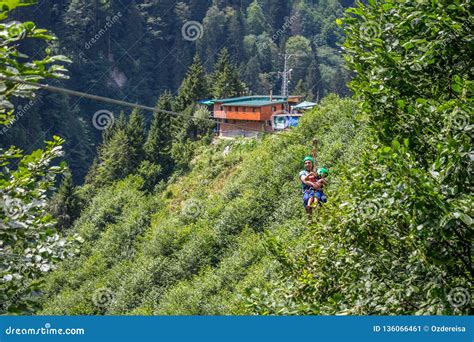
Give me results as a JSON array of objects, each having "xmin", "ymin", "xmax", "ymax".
[{"xmin": 243, "ymin": 0, "xmax": 472, "ymax": 316}]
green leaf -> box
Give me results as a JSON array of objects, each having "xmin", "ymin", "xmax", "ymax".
[
  {"xmin": 452, "ymin": 83, "xmax": 461, "ymax": 93},
  {"xmin": 0, "ymin": 0, "xmax": 37, "ymax": 20}
]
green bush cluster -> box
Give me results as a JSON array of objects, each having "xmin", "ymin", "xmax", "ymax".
[
  {"xmin": 244, "ymin": 0, "xmax": 472, "ymax": 315},
  {"xmin": 39, "ymin": 95, "xmax": 362, "ymax": 315}
]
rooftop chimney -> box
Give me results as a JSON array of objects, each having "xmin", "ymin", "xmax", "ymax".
[{"xmin": 270, "ymin": 90, "xmax": 273, "ymax": 101}]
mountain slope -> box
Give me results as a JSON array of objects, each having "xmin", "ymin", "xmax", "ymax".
[
  {"xmin": 40, "ymin": 95, "xmax": 364, "ymax": 314},
  {"xmin": 40, "ymin": 86, "xmax": 472, "ymax": 315}
]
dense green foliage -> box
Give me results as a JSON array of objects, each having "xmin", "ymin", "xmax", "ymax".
[
  {"xmin": 39, "ymin": 95, "xmax": 364, "ymax": 315},
  {"xmin": 1, "ymin": 0, "xmax": 352, "ymax": 182},
  {"xmin": 244, "ymin": 0, "xmax": 473, "ymax": 315},
  {"xmin": 210, "ymin": 48, "xmax": 246, "ymax": 99},
  {"xmin": 0, "ymin": 0, "xmax": 80, "ymax": 314},
  {"xmin": 2, "ymin": 0, "xmax": 471, "ymax": 317},
  {"xmin": 144, "ymin": 91, "xmax": 174, "ymax": 177}
]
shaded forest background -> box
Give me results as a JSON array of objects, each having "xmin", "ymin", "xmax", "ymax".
[{"xmin": 0, "ymin": 0, "xmax": 353, "ymax": 182}]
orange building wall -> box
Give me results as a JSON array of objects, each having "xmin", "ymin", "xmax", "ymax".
[
  {"xmin": 213, "ymin": 103, "xmax": 284, "ymax": 121},
  {"xmin": 214, "ymin": 108, "xmax": 261, "ymax": 120}
]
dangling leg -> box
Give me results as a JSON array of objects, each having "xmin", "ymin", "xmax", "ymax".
[
  {"xmin": 319, "ymin": 191, "xmax": 327, "ymax": 204},
  {"xmin": 306, "ymin": 206, "xmax": 313, "ymax": 225},
  {"xmin": 305, "ymin": 190, "xmax": 314, "ymax": 210},
  {"xmin": 303, "ymin": 190, "xmax": 313, "ymax": 225}
]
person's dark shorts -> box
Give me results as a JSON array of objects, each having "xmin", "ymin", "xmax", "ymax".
[
  {"xmin": 303, "ymin": 189, "xmax": 314, "ymax": 207},
  {"xmin": 303, "ymin": 189, "xmax": 327, "ymax": 207}
]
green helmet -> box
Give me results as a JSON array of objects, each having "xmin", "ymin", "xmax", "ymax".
[
  {"xmin": 303, "ymin": 156, "xmax": 314, "ymax": 164},
  {"xmin": 317, "ymin": 167, "xmax": 329, "ymax": 176}
]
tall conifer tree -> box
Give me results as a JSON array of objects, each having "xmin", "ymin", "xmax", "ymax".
[
  {"xmin": 145, "ymin": 91, "xmax": 175, "ymax": 176},
  {"xmin": 211, "ymin": 48, "xmax": 246, "ymax": 99},
  {"xmin": 173, "ymin": 55, "xmax": 209, "ymax": 113}
]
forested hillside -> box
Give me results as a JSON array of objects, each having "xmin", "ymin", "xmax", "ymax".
[
  {"xmin": 1, "ymin": 0, "xmax": 472, "ymax": 316},
  {"xmin": 38, "ymin": 95, "xmax": 363, "ymax": 315},
  {"xmin": 1, "ymin": 0, "xmax": 352, "ymax": 182}
]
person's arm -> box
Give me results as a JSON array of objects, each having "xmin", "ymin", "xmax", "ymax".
[
  {"xmin": 306, "ymin": 173, "xmax": 320, "ymax": 188},
  {"xmin": 304, "ymin": 172, "xmax": 315, "ymax": 181},
  {"xmin": 317, "ymin": 178, "xmax": 328, "ymax": 187},
  {"xmin": 300, "ymin": 174, "xmax": 320, "ymax": 189}
]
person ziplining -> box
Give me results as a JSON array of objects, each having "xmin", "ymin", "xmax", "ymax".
[{"xmin": 299, "ymin": 139, "xmax": 329, "ymax": 225}]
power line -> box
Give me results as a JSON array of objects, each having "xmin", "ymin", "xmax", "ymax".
[{"xmin": 0, "ymin": 75, "xmax": 279, "ymax": 135}]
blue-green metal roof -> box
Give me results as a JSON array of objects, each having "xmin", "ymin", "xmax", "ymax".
[
  {"xmin": 221, "ymin": 100, "xmax": 286, "ymax": 107},
  {"xmin": 215, "ymin": 95, "xmax": 288, "ymax": 102},
  {"xmin": 213, "ymin": 96, "xmax": 288, "ymax": 107}
]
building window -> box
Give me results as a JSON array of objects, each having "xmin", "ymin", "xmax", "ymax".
[
  {"xmin": 272, "ymin": 106, "xmax": 276, "ymax": 112},
  {"xmin": 253, "ymin": 108, "xmax": 257, "ymax": 113},
  {"xmin": 220, "ymin": 106, "xmax": 224, "ymax": 111}
]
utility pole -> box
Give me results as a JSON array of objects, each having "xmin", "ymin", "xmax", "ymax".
[
  {"xmin": 278, "ymin": 53, "xmax": 294, "ymax": 110},
  {"xmin": 278, "ymin": 53, "xmax": 293, "ymax": 99}
]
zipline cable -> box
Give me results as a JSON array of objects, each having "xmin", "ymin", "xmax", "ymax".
[{"xmin": 0, "ymin": 75, "xmax": 281, "ymax": 135}]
